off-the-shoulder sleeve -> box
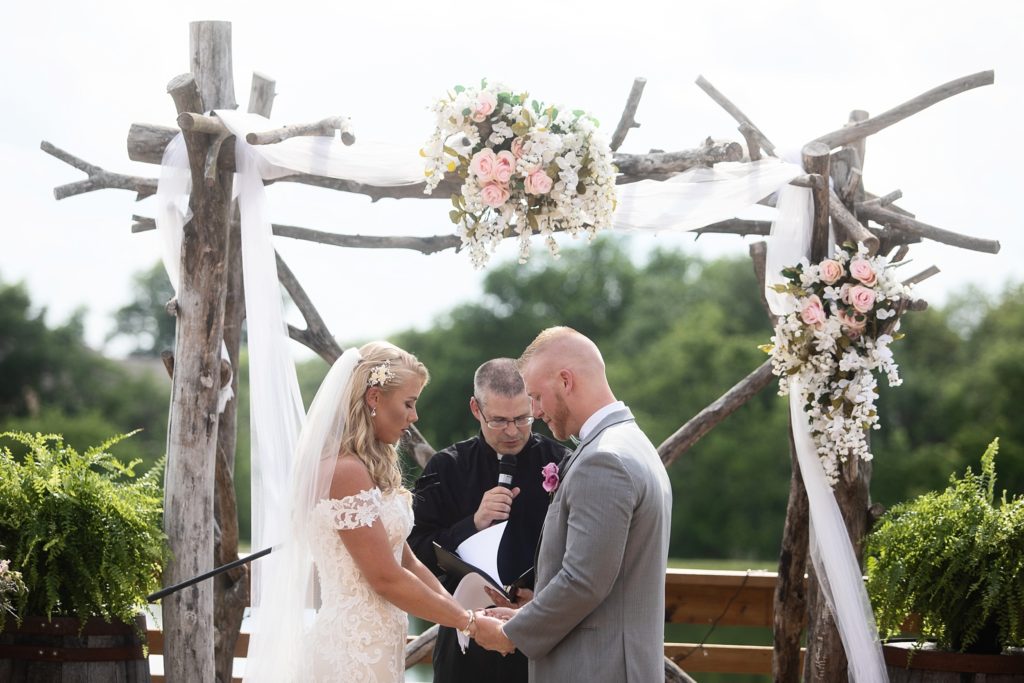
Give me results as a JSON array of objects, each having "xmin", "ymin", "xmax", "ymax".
[{"xmin": 323, "ymin": 488, "xmax": 384, "ymax": 530}]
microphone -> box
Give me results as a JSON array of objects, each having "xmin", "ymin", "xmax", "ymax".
[{"xmin": 497, "ymin": 453, "xmax": 517, "ymax": 489}]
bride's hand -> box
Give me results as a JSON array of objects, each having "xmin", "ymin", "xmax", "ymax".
[{"xmin": 483, "ymin": 606, "xmax": 516, "ymax": 622}]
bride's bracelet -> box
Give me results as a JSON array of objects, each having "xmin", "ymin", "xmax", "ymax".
[{"xmin": 458, "ymin": 609, "xmax": 476, "ymax": 636}]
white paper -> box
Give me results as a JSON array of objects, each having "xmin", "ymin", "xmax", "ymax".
[{"xmin": 455, "ymin": 521, "xmax": 507, "ymax": 587}]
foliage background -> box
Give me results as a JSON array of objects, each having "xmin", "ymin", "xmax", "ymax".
[{"xmin": 2, "ymin": 236, "xmax": 1021, "ymax": 561}]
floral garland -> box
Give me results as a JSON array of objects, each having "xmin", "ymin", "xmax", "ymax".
[
  {"xmin": 761, "ymin": 242, "xmax": 912, "ymax": 485},
  {"xmin": 422, "ymin": 80, "xmax": 617, "ymax": 268}
]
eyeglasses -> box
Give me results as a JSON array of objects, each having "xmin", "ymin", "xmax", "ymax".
[{"xmin": 482, "ymin": 414, "xmax": 535, "ymax": 430}]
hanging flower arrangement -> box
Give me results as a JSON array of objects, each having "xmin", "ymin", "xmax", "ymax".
[
  {"xmin": 422, "ymin": 80, "xmax": 617, "ymax": 268},
  {"xmin": 761, "ymin": 242, "xmax": 912, "ymax": 485}
]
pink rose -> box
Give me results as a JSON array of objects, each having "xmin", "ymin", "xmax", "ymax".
[
  {"xmin": 800, "ymin": 295, "xmax": 827, "ymax": 328},
  {"xmin": 471, "ymin": 91, "xmax": 498, "ymax": 123},
  {"xmin": 837, "ymin": 308, "xmax": 867, "ymax": 338},
  {"xmin": 469, "ymin": 149, "xmax": 497, "ymax": 182},
  {"xmin": 541, "ymin": 462, "xmax": 560, "ymax": 494},
  {"xmin": 510, "ymin": 137, "xmax": 525, "ymax": 159},
  {"xmin": 493, "ymin": 151, "xmax": 516, "ymax": 184},
  {"xmin": 524, "ymin": 170, "xmax": 554, "ymax": 195},
  {"xmin": 849, "ymin": 258, "xmax": 877, "ymax": 286},
  {"xmin": 480, "ymin": 181, "xmax": 510, "ymax": 208},
  {"xmin": 819, "ymin": 259, "xmax": 845, "ymax": 285},
  {"xmin": 849, "ymin": 284, "xmax": 876, "ymax": 313}
]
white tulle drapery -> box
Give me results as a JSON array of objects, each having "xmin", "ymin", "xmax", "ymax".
[
  {"xmin": 155, "ymin": 115, "xmax": 885, "ymax": 678},
  {"xmin": 765, "ymin": 181, "xmax": 888, "ymax": 680}
]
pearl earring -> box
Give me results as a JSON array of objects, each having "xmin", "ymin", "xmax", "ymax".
[{"xmin": 371, "ymin": 407, "xmax": 377, "ymax": 418}]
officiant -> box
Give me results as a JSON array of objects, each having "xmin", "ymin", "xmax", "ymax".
[{"xmin": 409, "ymin": 358, "xmax": 568, "ymax": 683}]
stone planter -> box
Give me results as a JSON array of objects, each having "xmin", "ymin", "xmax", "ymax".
[{"xmin": 0, "ymin": 614, "xmax": 150, "ymax": 682}]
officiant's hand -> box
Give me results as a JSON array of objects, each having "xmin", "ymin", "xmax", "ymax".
[
  {"xmin": 484, "ymin": 586, "xmax": 533, "ymax": 608},
  {"xmin": 473, "ymin": 486, "xmax": 520, "ymax": 530},
  {"xmin": 473, "ymin": 613, "xmax": 515, "ymax": 655}
]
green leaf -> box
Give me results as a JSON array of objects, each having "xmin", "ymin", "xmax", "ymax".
[{"xmin": 454, "ymin": 84, "xmax": 465, "ymax": 93}]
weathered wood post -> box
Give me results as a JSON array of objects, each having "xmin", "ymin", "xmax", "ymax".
[{"xmin": 162, "ymin": 20, "xmax": 235, "ymax": 683}]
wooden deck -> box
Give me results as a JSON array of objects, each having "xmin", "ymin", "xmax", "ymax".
[{"xmin": 147, "ymin": 568, "xmax": 797, "ymax": 680}]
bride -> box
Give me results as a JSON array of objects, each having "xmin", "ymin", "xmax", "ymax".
[{"xmin": 245, "ymin": 342, "xmax": 487, "ymax": 682}]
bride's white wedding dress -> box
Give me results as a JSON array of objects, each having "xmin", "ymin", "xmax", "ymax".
[{"xmin": 305, "ymin": 487, "xmax": 414, "ymax": 682}]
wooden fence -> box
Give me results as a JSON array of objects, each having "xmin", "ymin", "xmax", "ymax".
[{"xmin": 146, "ymin": 568, "xmax": 793, "ymax": 681}]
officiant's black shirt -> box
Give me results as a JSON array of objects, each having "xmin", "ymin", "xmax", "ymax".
[{"xmin": 409, "ymin": 432, "xmax": 567, "ymax": 683}]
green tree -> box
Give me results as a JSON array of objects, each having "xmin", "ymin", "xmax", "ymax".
[
  {"xmin": 107, "ymin": 262, "xmax": 176, "ymax": 357},
  {"xmin": 0, "ymin": 277, "xmax": 169, "ymax": 472}
]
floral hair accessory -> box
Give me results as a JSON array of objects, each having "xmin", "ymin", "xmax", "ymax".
[
  {"xmin": 541, "ymin": 462, "xmax": 560, "ymax": 494},
  {"xmin": 422, "ymin": 80, "xmax": 617, "ymax": 268},
  {"xmin": 761, "ymin": 241, "xmax": 911, "ymax": 485},
  {"xmin": 366, "ymin": 359, "xmax": 396, "ymax": 388}
]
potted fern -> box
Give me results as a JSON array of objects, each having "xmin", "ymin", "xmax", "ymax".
[
  {"xmin": 0, "ymin": 431, "xmax": 167, "ymax": 681},
  {"xmin": 865, "ymin": 438, "xmax": 1024, "ymax": 675}
]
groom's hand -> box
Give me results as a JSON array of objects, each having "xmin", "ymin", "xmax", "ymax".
[
  {"xmin": 484, "ymin": 586, "xmax": 533, "ymax": 608},
  {"xmin": 473, "ymin": 613, "xmax": 515, "ymax": 655},
  {"xmin": 473, "ymin": 486, "xmax": 520, "ymax": 530}
]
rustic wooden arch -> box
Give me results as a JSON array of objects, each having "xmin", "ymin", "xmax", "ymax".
[{"xmin": 42, "ymin": 20, "xmax": 999, "ymax": 683}]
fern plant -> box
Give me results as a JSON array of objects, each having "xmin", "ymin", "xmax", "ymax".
[
  {"xmin": 0, "ymin": 431, "xmax": 167, "ymax": 628},
  {"xmin": 865, "ymin": 438, "xmax": 1024, "ymax": 653}
]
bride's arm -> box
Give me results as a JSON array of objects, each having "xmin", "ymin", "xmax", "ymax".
[
  {"xmin": 330, "ymin": 457, "xmax": 472, "ymax": 631},
  {"xmin": 401, "ymin": 543, "xmax": 449, "ymax": 598}
]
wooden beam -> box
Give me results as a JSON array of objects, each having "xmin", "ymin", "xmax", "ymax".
[
  {"xmin": 247, "ymin": 72, "xmax": 276, "ymax": 116},
  {"xmin": 802, "ymin": 142, "xmax": 831, "ymax": 262}
]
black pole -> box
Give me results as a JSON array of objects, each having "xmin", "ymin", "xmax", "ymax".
[{"xmin": 146, "ymin": 545, "xmax": 274, "ymax": 603}]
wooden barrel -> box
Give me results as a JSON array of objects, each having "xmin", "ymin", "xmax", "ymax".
[
  {"xmin": 884, "ymin": 642, "xmax": 1024, "ymax": 682},
  {"xmin": 0, "ymin": 614, "xmax": 150, "ymax": 682}
]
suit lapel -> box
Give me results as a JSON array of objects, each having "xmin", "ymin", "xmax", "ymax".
[{"xmin": 533, "ymin": 408, "xmax": 636, "ymax": 573}]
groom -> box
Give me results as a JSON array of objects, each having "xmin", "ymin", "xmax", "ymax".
[{"xmin": 474, "ymin": 327, "xmax": 673, "ymax": 682}]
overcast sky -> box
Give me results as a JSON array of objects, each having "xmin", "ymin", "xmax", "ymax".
[{"xmin": 2, "ymin": 1, "xmax": 1020, "ymax": 355}]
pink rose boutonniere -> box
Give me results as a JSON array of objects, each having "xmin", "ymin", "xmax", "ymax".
[{"xmin": 541, "ymin": 462, "xmax": 560, "ymax": 495}]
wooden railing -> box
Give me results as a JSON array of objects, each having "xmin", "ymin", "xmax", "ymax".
[{"xmin": 147, "ymin": 568, "xmax": 796, "ymax": 681}]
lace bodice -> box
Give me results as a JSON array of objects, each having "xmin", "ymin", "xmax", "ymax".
[{"xmin": 305, "ymin": 487, "xmax": 413, "ymax": 682}]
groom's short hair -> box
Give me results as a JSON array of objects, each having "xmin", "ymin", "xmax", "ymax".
[{"xmin": 473, "ymin": 358, "xmax": 525, "ymax": 400}]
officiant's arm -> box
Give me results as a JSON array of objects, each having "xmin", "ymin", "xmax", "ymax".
[
  {"xmin": 408, "ymin": 458, "xmax": 480, "ymax": 575},
  {"xmin": 502, "ymin": 450, "xmax": 636, "ymax": 658}
]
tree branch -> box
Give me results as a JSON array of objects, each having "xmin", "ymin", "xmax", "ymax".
[
  {"xmin": 813, "ymin": 70, "xmax": 994, "ymax": 149},
  {"xmin": 692, "ymin": 218, "xmax": 772, "ymax": 238},
  {"xmin": 275, "ymin": 251, "xmax": 343, "ymax": 364},
  {"xmin": 246, "ymin": 116, "xmax": 355, "ymax": 146},
  {"xmin": 610, "ymin": 78, "xmax": 647, "ymax": 152},
  {"xmin": 695, "ymin": 76, "xmax": 776, "ymax": 156},
  {"xmin": 828, "ymin": 187, "xmax": 879, "ymax": 254},
  {"xmin": 858, "ymin": 203, "xmax": 1000, "ymax": 254},
  {"xmin": 613, "ymin": 138, "xmax": 743, "ymax": 176},
  {"xmin": 42, "ymin": 141, "xmax": 157, "ymax": 201},
  {"xmin": 131, "ymin": 214, "xmax": 462, "ymax": 255},
  {"xmin": 658, "ymin": 361, "xmax": 776, "ymax": 467}
]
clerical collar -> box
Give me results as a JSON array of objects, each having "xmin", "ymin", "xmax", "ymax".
[{"xmin": 578, "ymin": 401, "xmax": 625, "ymax": 442}]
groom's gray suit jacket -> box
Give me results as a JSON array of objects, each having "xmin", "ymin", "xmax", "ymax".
[{"xmin": 502, "ymin": 407, "xmax": 672, "ymax": 683}]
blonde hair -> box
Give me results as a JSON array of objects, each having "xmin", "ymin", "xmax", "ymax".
[{"xmin": 340, "ymin": 341, "xmax": 429, "ymax": 492}]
